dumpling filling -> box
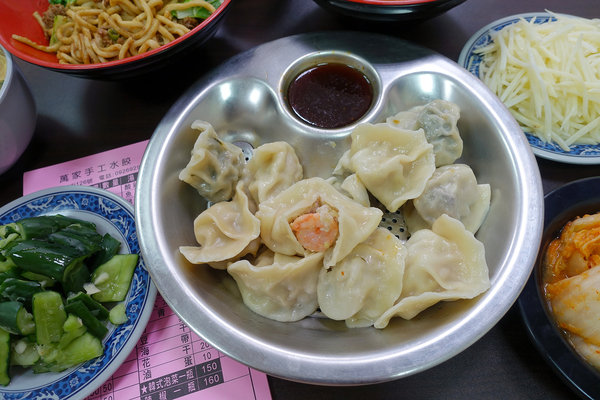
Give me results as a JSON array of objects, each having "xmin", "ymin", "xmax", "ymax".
[{"xmin": 290, "ymin": 203, "xmax": 339, "ymax": 252}]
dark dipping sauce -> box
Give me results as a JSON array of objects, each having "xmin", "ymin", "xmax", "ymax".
[{"xmin": 287, "ymin": 63, "xmax": 373, "ymax": 129}]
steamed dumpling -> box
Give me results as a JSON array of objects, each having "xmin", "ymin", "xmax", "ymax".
[
  {"xmin": 375, "ymin": 214, "xmax": 489, "ymax": 328},
  {"xmin": 347, "ymin": 123, "xmax": 435, "ymax": 212},
  {"xmin": 243, "ymin": 141, "xmax": 303, "ymax": 205},
  {"xmin": 404, "ymin": 164, "xmax": 491, "ymax": 234},
  {"xmin": 179, "ymin": 120, "xmax": 244, "ymax": 203},
  {"xmin": 227, "ymin": 249, "xmax": 324, "ymax": 322},
  {"xmin": 256, "ymin": 177, "xmax": 382, "ymax": 267},
  {"xmin": 317, "ymin": 228, "xmax": 406, "ymax": 328},
  {"xmin": 326, "ymin": 174, "xmax": 370, "ymax": 208},
  {"xmin": 205, "ymin": 238, "xmax": 261, "ymax": 270},
  {"xmin": 326, "ymin": 150, "xmax": 370, "ymax": 207},
  {"xmin": 387, "ymin": 99, "xmax": 463, "ymax": 167},
  {"xmin": 179, "ymin": 182, "xmax": 260, "ymax": 266}
]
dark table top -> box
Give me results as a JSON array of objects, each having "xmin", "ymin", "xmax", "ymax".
[{"xmin": 3, "ymin": 0, "xmax": 600, "ymax": 399}]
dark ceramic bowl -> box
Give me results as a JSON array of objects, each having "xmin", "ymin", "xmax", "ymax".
[
  {"xmin": 312, "ymin": 0, "xmax": 467, "ymax": 22},
  {"xmin": 518, "ymin": 177, "xmax": 600, "ymax": 399},
  {"xmin": 0, "ymin": 0, "xmax": 231, "ymax": 79}
]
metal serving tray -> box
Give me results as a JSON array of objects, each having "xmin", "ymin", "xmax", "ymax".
[{"xmin": 136, "ymin": 31, "xmax": 543, "ymax": 384}]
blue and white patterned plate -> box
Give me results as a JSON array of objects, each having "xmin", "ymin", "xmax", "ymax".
[
  {"xmin": 458, "ymin": 12, "xmax": 600, "ymax": 165},
  {"xmin": 0, "ymin": 186, "xmax": 156, "ymax": 400}
]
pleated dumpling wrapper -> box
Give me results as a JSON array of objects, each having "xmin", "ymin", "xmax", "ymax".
[
  {"xmin": 346, "ymin": 122, "xmax": 435, "ymax": 212},
  {"xmin": 179, "ymin": 120, "xmax": 244, "ymax": 203},
  {"xmin": 227, "ymin": 249, "xmax": 324, "ymax": 322},
  {"xmin": 179, "ymin": 182, "xmax": 260, "ymax": 266},
  {"xmin": 256, "ymin": 177, "xmax": 383, "ymax": 268},
  {"xmin": 387, "ymin": 99, "xmax": 463, "ymax": 167},
  {"xmin": 327, "ymin": 150, "xmax": 370, "ymax": 207},
  {"xmin": 404, "ymin": 164, "xmax": 491, "ymax": 234},
  {"xmin": 317, "ymin": 228, "xmax": 407, "ymax": 328},
  {"xmin": 241, "ymin": 141, "xmax": 304, "ymax": 207},
  {"xmin": 375, "ymin": 214, "xmax": 490, "ymax": 328}
]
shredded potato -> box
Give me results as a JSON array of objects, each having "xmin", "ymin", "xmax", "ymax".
[{"xmin": 475, "ymin": 12, "xmax": 600, "ymax": 151}]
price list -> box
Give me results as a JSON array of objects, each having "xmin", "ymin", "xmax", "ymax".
[
  {"xmin": 139, "ymin": 345, "xmax": 224, "ymax": 399},
  {"xmin": 86, "ymin": 294, "xmax": 270, "ymax": 400}
]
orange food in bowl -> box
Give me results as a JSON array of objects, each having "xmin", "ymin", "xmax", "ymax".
[{"xmin": 543, "ymin": 212, "xmax": 600, "ymax": 369}]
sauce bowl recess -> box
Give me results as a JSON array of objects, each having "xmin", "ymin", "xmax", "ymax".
[{"xmin": 287, "ymin": 62, "xmax": 373, "ymax": 129}]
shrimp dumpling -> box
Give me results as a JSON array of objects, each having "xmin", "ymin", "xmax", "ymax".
[
  {"xmin": 227, "ymin": 249, "xmax": 324, "ymax": 322},
  {"xmin": 404, "ymin": 164, "xmax": 491, "ymax": 234},
  {"xmin": 243, "ymin": 141, "xmax": 304, "ymax": 205},
  {"xmin": 256, "ymin": 177, "xmax": 383, "ymax": 267},
  {"xmin": 317, "ymin": 228, "xmax": 406, "ymax": 328},
  {"xmin": 179, "ymin": 120, "xmax": 245, "ymax": 203},
  {"xmin": 347, "ymin": 123, "xmax": 435, "ymax": 213},
  {"xmin": 179, "ymin": 182, "xmax": 260, "ymax": 266},
  {"xmin": 375, "ymin": 214, "xmax": 490, "ymax": 328}
]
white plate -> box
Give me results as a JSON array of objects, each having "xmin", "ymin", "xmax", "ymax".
[
  {"xmin": 458, "ymin": 12, "xmax": 600, "ymax": 165},
  {"xmin": 0, "ymin": 186, "xmax": 156, "ymax": 399}
]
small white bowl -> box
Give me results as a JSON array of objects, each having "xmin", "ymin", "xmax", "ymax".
[{"xmin": 0, "ymin": 44, "xmax": 36, "ymax": 175}]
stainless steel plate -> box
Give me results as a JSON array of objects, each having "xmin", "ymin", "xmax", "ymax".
[{"xmin": 136, "ymin": 31, "xmax": 543, "ymax": 384}]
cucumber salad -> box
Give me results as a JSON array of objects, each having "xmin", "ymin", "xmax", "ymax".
[{"xmin": 0, "ymin": 214, "xmax": 138, "ymax": 385}]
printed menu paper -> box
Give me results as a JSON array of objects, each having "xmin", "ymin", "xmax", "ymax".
[{"xmin": 23, "ymin": 141, "xmax": 272, "ymax": 400}]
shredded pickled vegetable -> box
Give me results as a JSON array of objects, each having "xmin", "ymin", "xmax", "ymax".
[{"xmin": 475, "ymin": 12, "xmax": 600, "ymax": 151}]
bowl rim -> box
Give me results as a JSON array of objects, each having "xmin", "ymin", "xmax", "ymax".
[
  {"xmin": 343, "ymin": 0, "xmax": 441, "ymax": 4},
  {"xmin": 0, "ymin": 44, "xmax": 13, "ymax": 103},
  {"xmin": 0, "ymin": 0, "xmax": 231, "ymax": 71}
]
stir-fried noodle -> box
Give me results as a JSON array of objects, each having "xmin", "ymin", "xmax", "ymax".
[{"xmin": 12, "ymin": 0, "xmax": 219, "ymax": 64}]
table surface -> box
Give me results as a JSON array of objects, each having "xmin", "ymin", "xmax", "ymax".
[{"xmin": 3, "ymin": 0, "xmax": 600, "ymax": 399}]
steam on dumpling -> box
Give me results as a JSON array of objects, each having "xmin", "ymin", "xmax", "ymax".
[
  {"xmin": 179, "ymin": 120, "xmax": 244, "ymax": 203},
  {"xmin": 256, "ymin": 177, "xmax": 382, "ymax": 267},
  {"xmin": 403, "ymin": 164, "xmax": 491, "ymax": 234},
  {"xmin": 227, "ymin": 249, "xmax": 324, "ymax": 322},
  {"xmin": 347, "ymin": 122, "xmax": 436, "ymax": 212},
  {"xmin": 375, "ymin": 214, "xmax": 490, "ymax": 328},
  {"xmin": 317, "ymin": 228, "xmax": 406, "ymax": 328},
  {"xmin": 242, "ymin": 141, "xmax": 304, "ymax": 205},
  {"xmin": 179, "ymin": 182, "xmax": 260, "ymax": 267},
  {"xmin": 387, "ymin": 99, "xmax": 463, "ymax": 167}
]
